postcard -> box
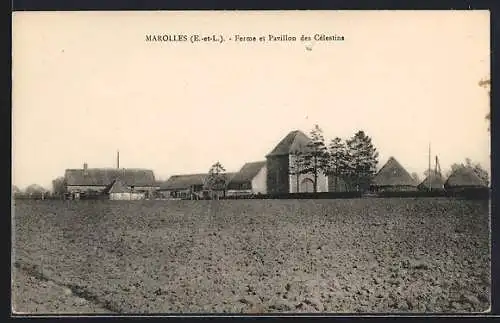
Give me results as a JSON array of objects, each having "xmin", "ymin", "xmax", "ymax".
[{"xmin": 12, "ymin": 10, "xmax": 491, "ymax": 315}]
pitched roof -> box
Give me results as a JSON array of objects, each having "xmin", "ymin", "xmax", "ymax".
[
  {"xmin": 104, "ymin": 179, "xmax": 130, "ymax": 194},
  {"xmin": 65, "ymin": 168, "xmax": 156, "ymax": 187},
  {"xmin": 160, "ymin": 173, "xmax": 236, "ymax": 190},
  {"xmin": 444, "ymin": 167, "xmax": 487, "ymax": 188},
  {"xmin": 267, "ymin": 130, "xmax": 312, "ymax": 157},
  {"xmin": 418, "ymin": 173, "xmax": 445, "ymax": 190},
  {"xmin": 228, "ymin": 161, "xmax": 266, "ymax": 186},
  {"xmin": 160, "ymin": 173, "xmax": 208, "ymax": 190},
  {"xmin": 372, "ymin": 157, "xmax": 418, "ymax": 187}
]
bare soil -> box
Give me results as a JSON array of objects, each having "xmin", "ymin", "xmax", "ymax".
[
  {"xmin": 12, "ymin": 198, "xmax": 491, "ymax": 314},
  {"xmin": 12, "ymin": 265, "xmax": 111, "ymax": 314}
]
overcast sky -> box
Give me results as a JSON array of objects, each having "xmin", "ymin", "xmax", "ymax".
[{"xmin": 12, "ymin": 11, "xmax": 490, "ymax": 189}]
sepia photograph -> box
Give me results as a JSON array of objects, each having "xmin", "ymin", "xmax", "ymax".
[{"xmin": 12, "ymin": 10, "xmax": 491, "ymax": 314}]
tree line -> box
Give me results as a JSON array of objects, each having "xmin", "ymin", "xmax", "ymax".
[{"xmin": 290, "ymin": 125, "xmax": 379, "ymax": 192}]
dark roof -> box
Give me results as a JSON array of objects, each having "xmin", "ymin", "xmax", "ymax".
[
  {"xmin": 160, "ymin": 173, "xmax": 208, "ymax": 190},
  {"xmin": 160, "ymin": 173, "xmax": 236, "ymax": 191},
  {"xmin": 104, "ymin": 179, "xmax": 130, "ymax": 194},
  {"xmin": 65, "ymin": 168, "xmax": 156, "ymax": 187},
  {"xmin": 372, "ymin": 157, "xmax": 418, "ymax": 187},
  {"xmin": 228, "ymin": 161, "xmax": 266, "ymax": 186},
  {"xmin": 418, "ymin": 173, "xmax": 445, "ymax": 190},
  {"xmin": 444, "ymin": 167, "xmax": 487, "ymax": 188},
  {"xmin": 267, "ymin": 130, "xmax": 312, "ymax": 157}
]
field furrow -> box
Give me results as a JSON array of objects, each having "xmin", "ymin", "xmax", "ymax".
[{"xmin": 12, "ymin": 198, "xmax": 490, "ymax": 313}]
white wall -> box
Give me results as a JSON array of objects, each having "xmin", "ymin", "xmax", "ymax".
[
  {"xmin": 251, "ymin": 165, "xmax": 267, "ymax": 194},
  {"xmin": 67, "ymin": 185, "xmax": 107, "ymax": 192},
  {"xmin": 109, "ymin": 192, "xmax": 145, "ymax": 200}
]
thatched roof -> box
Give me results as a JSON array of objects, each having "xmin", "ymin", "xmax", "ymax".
[
  {"xmin": 372, "ymin": 157, "xmax": 418, "ymax": 187},
  {"xmin": 160, "ymin": 172, "xmax": 236, "ymax": 191},
  {"xmin": 160, "ymin": 173, "xmax": 207, "ymax": 190},
  {"xmin": 228, "ymin": 161, "xmax": 266, "ymax": 187},
  {"xmin": 65, "ymin": 168, "xmax": 156, "ymax": 187},
  {"xmin": 104, "ymin": 179, "xmax": 130, "ymax": 194},
  {"xmin": 418, "ymin": 173, "xmax": 445, "ymax": 190},
  {"xmin": 267, "ymin": 130, "xmax": 312, "ymax": 157},
  {"xmin": 444, "ymin": 167, "xmax": 487, "ymax": 188}
]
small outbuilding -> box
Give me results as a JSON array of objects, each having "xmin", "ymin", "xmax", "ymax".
[
  {"xmin": 444, "ymin": 167, "xmax": 488, "ymax": 191},
  {"xmin": 104, "ymin": 179, "xmax": 146, "ymax": 200},
  {"xmin": 371, "ymin": 157, "xmax": 418, "ymax": 192},
  {"xmin": 226, "ymin": 161, "xmax": 267, "ymax": 197},
  {"xmin": 159, "ymin": 174, "xmax": 208, "ymax": 199},
  {"xmin": 158, "ymin": 173, "xmax": 236, "ymax": 199},
  {"xmin": 418, "ymin": 172, "xmax": 445, "ymax": 191}
]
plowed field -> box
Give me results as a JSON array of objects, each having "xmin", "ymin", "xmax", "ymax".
[{"xmin": 12, "ymin": 198, "xmax": 490, "ymax": 314}]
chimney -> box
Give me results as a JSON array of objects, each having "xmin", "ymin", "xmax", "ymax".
[
  {"xmin": 117, "ymin": 150, "xmax": 120, "ymax": 169},
  {"xmin": 83, "ymin": 162, "xmax": 88, "ymax": 176}
]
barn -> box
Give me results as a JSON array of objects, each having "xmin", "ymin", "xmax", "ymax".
[
  {"xmin": 158, "ymin": 174, "xmax": 208, "ymax": 199},
  {"xmin": 104, "ymin": 178, "xmax": 146, "ymax": 200},
  {"xmin": 444, "ymin": 167, "xmax": 488, "ymax": 192},
  {"xmin": 266, "ymin": 130, "xmax": 328, "ymax": 194},
  {"xmin": 371, "ymin": 157, "xmax": 418, "ymax": 192},
  {"xmin": 159, "ymin": 172, "xmax": 236, "ymax": 199},
  {"xmin": 418, "ymin": 172, "xmax": 445, "ymax": 191},
  {"xmin": 226, "ymin": 161, "xmax": 267, "ymax": 197},
  {"xmin": 64, "ymin": 163, "xmax": 158, "ymax": 199}
]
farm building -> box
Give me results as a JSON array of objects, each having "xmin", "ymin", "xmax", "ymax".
[
  {"xmin": 64, "ymin": 163, "xmax": 158, "ymax": 199},
  {"xmin": 444, "ymin": 167, "xmax": 488, "ymax": 191},
  {"xmin": 104, "ymin": 178, "xmax": 146, "ymax": 200},
  {"xmin": 418, "ymin": 172, "xmax": 445, "ymax": 191},
  {"xmin": 266, "ymin": 130, "xmax": 328, "ymax": 194},
  {"xmin": 159, "ymin": 172, "xmax": 236, "ymax": 199},
  {"xmin": 159, "ymin": 173, "xmax": 207, "ymax": 199},
  {"xmin": 371, "ymin": 157, "xmax": 418, "ymax": 192},
  {"xmin": 226, "ymin": 161, "xmax": 267, "ymax": 196}
]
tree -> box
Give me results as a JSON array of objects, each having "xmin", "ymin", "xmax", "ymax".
[
  {"xmin": 301, "ymin": 124, "xmax": 330, "ymax": 193},
  {"xmin": 328, "ymin": 137, "xmax": 349, "ymax": 192},
  {"xmin": 289, "ymin": 151, "xmax": 306, "ymax": 193},
  {"xmin": 12, "ymin": 185, "xmax": 20, "ymax": 194},
  {"xmin": 52, "ymin": 176, "xmax": 66, "ymax": 197},
  {"xmin": 411, "ymin": 172, "xmax": 421, "ymax": 184},
  {"xmin": 472, "ymin": 163, "xmax": 490, "ymax": 186},
  {"xmin": 446, "ymin": 158, "xmax": 490, "ymax": 186},
  {"xmin": 205, "ymin": 161, "xmax": 227, "ymax": 200},
  {"xmin": 345, "ymin": 130, "xmax": 379, "ymax": 191},
  {"xmin": 479, "ymin": 78, "xmax": 490, "ymax": 132},
  {"xmin": 25, "ymin": 184, "xmax": 48, "ymax": 198}
]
